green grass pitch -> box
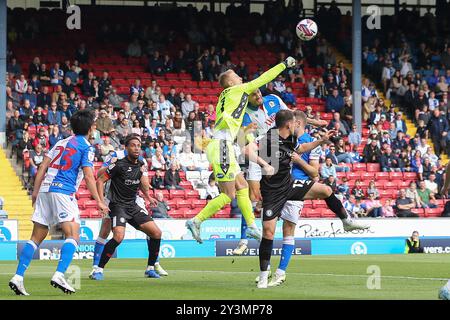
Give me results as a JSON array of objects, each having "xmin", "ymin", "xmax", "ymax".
[{"xmin": 0, "ymin": 254, "xmax": 449, "ymax": 300}]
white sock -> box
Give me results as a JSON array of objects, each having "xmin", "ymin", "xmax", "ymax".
[
  {"xmin": 239, "ymin": 239, "xmax": 248, "ymax": 245},
  {"xmin": 96, "ymin": 237, "xmax": 107, "ymax": 245},
  {"xmin": 54, "ymin": 271, "xmax": 65, "ymax": 278},
  {"xmin": 248, "ymin": 222, "xmax": 258, "ymax": 229},
  {"xmin": 276, "ymin": 268, "xmax": 286, "ymax": 276},
  {"xmin": 146, "ymin": 265, "xmax": 155, "ymax": 271},
  {"xmin": 259, "ymin": 270, "xmax": 270, "ymax": 280},
  {"xmin": 13, "ymin": 274, "xmax": 24, "ymax": 281},
  {"xmin": 97, "ymin": 267, "xmax": 104, "ymax": 273}
]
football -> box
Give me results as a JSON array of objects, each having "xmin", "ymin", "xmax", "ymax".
[{"xmin": 296, "ymin": 19, "xmax": 318, "ymax": 41}]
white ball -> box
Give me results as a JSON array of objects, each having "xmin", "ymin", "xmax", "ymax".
[{"xmin": 296, "ymin": 19, "xmax": 318, "ymax": 41}]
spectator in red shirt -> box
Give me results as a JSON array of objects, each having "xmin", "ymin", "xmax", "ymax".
[{"xmin": 32, "ymin": 127, "xmax": 49, "ymax": 151}]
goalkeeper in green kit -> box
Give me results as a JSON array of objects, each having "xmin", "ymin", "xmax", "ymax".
[{"xmin": 186, "ymin": 57, "xmax": 297, "ymax": 243}]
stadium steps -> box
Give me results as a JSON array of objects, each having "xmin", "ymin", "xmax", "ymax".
[
  {"xmin": 328, "ymin": 45, "xmax": 449, "ymax": 165},
  {"xmin": 0, "ymin": 147, "xmax": 34, "ymax": 239}
]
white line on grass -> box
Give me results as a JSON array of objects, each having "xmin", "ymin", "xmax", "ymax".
[{"xmin": 0, "ymin": 268, "xmax": 446, "ymax": 282}]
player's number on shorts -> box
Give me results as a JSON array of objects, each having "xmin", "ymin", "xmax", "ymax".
[{"xmin": 49, "ymin": 146, "xmax": 76, "ymax": 171}]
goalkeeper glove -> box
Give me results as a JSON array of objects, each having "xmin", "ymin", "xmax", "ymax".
[{"xmin": 284, "ymin": 56, "xmax": 296, "ymax": 68}]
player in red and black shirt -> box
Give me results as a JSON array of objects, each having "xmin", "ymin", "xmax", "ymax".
[{"xmin": 92, "ymin": 135, "xmax": 161, "ymax": 280}]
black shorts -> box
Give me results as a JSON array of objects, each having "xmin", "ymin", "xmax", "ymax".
[
  {"xmin": 262, "ymin": 179, "xmax": 315, "ymax": 221},
  {"xmin": 109, "ymin": 203, "xmax": 153, "ymax": 230}
]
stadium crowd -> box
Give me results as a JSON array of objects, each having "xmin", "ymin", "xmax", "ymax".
[{"xmin": 3, "ymin": 2, "xmax": 450, "ymax": 219}]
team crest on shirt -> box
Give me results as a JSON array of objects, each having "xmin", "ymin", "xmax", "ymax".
[
  {"xmin": 268, "ymin": 101, "xmax": 275, "ymax": 108},
  {"xmin": 120, "ymin": 217, "xmax": 126, "ymax": 224},
  {"xmin": 229, "ymin": 173, "xmax": 234, "ymax": 179},
  {"xmin": 59, "ymin": 212, "xmax": 68, "ymax": 219},
  {"xmin": 265, "ymin": 209, "xmax": 273, "ymax": 217}
]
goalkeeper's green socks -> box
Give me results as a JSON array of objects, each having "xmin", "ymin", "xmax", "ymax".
[
  {"xmin": 194, "ymin": 193, "xmax": 232, "ymax": 223},
  {"xmin": 236, "ymin": 188, "xmax": 256, "ymax": 227}
]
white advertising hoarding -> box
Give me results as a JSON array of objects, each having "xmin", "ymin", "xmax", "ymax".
[
  {"xmin": 0, "ymin": 220, "xmax": 18, "ymax": 241},
  {"xmin": 79, "ymin": 218, "xmax": 450, "ymax": 240}
]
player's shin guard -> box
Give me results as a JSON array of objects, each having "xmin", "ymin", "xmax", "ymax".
[
  {"xmin": 259, "ymin": 238, "xmax": 274, "ymax": 271},
  {"xmin": 236, "ymin": 188, "xmax": 255, "ymax": 226},
  {"xmin": 93, "ymin": 237, "xmax": 107, "ymax": 267},
  {"xmin": 147, "ymin": 238, "xmax": 161, "ymax": 267},
  {"xmin": 195, "ymin": 193, "xmax": 231, "ymax": 222},
  {"xmin": 16, "ymin": 240, "xmax": 38, "ymax": 277},
  {"xmin": 56, "ymin": 238, "xmax": 78, "ymax": 274},
  {"xmin": 98, "ymin": 238, "xmax": 120, "ymax": 269},
  {"xmin": 278, "ymin": 236, "xmax": 295, "ymax": 273},
  {"xmin": 325, "ymin": 193, "xmax": 348, "ymax": 220}
]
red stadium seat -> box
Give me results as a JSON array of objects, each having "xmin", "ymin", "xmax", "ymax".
[
  {"xmin": 169, "ymin": 189, "xmax": 185, "ymax": 199},
  {"xmin": 375, "ymin": 172, "xmax": 389, "ymax": 181},
  {"xmin": 303, "ymin": 200, "xmax": 313, "ymax": 209},
  {"xmin": 403, "ymin": 172, "xmax": 418, "ymax": 180},
  {"xmin": 183, "ymin": 209, "xmax": 199, "ymax": 219},
  {"xmin": 77, "ymin": 189, "xmax": 91, "ymax": 199},
  {"xmin": 424, "ymin": 208, "xmax": 442, "ymax": 217},
  {"xmin": 398, "ymin": 181, "xmax": 412, "ymax": 189},
  {"xmin": 389, "ymin": 172, "xmax": 403, "ymax": 181},
  {"xmin": 176, "ymin": 199, "xmax": 191, "ymax": 209},
  {"xmin": 83, "ymin": 199, "xmax": 98, "ymax": 209},
  {"xmin": 411, "ymin": 208, "xmax": 425, "ymax": 217},
  {"xmin": 360, "ymin": 172, "xmax": 375, "ymax": 181},
  {"xmin": 320, "ymin": 209, "xmax": 336, "ymax": 218},
  {"xmin": 166, "ymin": 199, "xmax": 178, "ymax": 209},
  {"xmin": 192, "ymin": 199, "xmax": 207, "ymax": 208},
  {"xmin": 303, "ymin": 208, "xmax": 321, "ymax": 218},
  {"xmin": 215, "ymin": 210, "xmax": 231, "ymax": 218},
  {"xmin": 367, "ymin": 163, "xmax": 381, "ymax": 172},
  {"xmin": 312, "ymin": 200, "xmax": 327, "ymax": 209},
  {"xmin": 352, "ymin": 163, "xmax": 367, "ymax": 172},
  {"xmin": 347, "ymin": 172, "xmax": 361, "ymax": 181},
  {"xmin": 185, "ymin": 190, "xmax": 200, "ymax": 199},
  {"xmin": 383, "ymin": 181, "xmax": 399, "ymax": 190},
  {"xmin": 168, "ymin": 210, "xmax": 184, "ymax": 219}
]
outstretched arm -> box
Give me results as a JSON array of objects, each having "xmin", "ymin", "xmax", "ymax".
[
  {"xmin": 295, "ymin": 130, "xmax": 336, "ymax": 154},
  {"xmin": 306, "ymin": 118, "xmax": 328, "ymax": 127},
  {"xmin": 242, "ymin": 58, "xmax": 295, "ymax": 94}
]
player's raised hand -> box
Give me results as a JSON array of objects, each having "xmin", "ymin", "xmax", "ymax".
[
  {"xmin": 148, "ymin": 197, "xmax": 158, "ymax": 207},
  {"xmin": 291, "ymin": 152, "xmax": 301, "ymax": 162},
  {"xmin": 244, "ymin": 122, "xmax": 258, "ymax": 135},
  {"xmin": 321, "ymin": 129, "xmax": 337, "ymax": 143},
  {"xmin": 284, "ymin": 56, "xmax": 296, "ymax": 68},
  {"xmin": 98, "ymin": 201, "xmax": 110, "ymax": 216}
]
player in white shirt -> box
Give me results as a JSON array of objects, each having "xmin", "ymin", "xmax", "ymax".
[{"xmin": 10, "ymin": 110, "xmax": 108, "ymax": 295}]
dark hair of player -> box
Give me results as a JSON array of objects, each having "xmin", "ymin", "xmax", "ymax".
[
  {"xmin": 71, "ymin": 109, "xmax": 95, "ymax": 136},
  {"xmin": 125, "ymin": 133, "xmax": 142, "ymax": 146},
  {"xmin": 275, "ymin": 109, "xmax": 294, "ymax": 128}
]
